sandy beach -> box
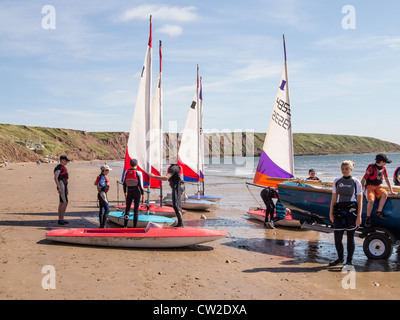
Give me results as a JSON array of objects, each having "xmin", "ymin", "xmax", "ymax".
[{"xmin": 1, "ymin": 160, "xmax": 399, "ymax": 301}]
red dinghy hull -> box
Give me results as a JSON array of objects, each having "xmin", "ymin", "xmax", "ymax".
[
  {"xmin": 247, "ymin": 209, "xmax": 301, "ymax": 228},
  {"xmin": 45, "ymin": 226, "xmax": 228, "ymax": 248}
]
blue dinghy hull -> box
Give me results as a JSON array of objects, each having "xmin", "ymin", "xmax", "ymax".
[
  {"xmin": 277, "ymin": 182, "xmax": 400, "ymax": 241},
  {"xmin": 107, "ymin": 211, "xmax": 175, "ymax": 228}
]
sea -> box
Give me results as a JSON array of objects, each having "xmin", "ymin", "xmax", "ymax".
[
  {"xmin": 203, "ymin": 153, "xmax": 400, "ymax": 182},
  {"xmin": 107, "ymin": 153, "xmax": 400, "ymax": 182}
]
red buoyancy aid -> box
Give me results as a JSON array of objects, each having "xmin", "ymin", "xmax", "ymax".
[
  {"xmin": 124, "ymin": 169, "xmax": 139, "ymax": 187},
  {"xmin": 363, "ymin": 163, "xmax": 388, "ymax": 186}
]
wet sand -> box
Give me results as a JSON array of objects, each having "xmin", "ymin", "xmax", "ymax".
[{"xmin": 1, "ymin": 161, "xmax": 399, "ymax": 300}]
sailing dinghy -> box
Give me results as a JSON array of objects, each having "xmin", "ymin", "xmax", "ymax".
[
  {"xmin": 119, "ymin": 16, "xmax": 173, "ymax": 226},
  {"xmin": 246, "ymin": 36, "xmax": 400, "ymax": 259},
  {"xmin": 45, "ymin": 223, "xmax": 228, "ymax": 248},
  {"xmin": 176, "ymin": 66, "xmax": 220, "ymax": 210},
  {"xmin": 246, "ymin": 35, "xmax": 299, "ymax": 228}
]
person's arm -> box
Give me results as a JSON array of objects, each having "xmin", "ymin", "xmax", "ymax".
[
  {"xmin": 385, "ymin": 173, "xmax": 397, "ymax": 194},
  {"xmin": 150, "ymin": 173, "xmax": 171, "ymax": 181},
  {"xmin": 329, "ymin": 179, "xmax": 338, "ymax": 223},
  {"xmin": 360, "ymin": 178, "xmax": 366, "ymax": 191},
  {"xmin": 136, "ymin": 172, "xmax": 145, "ymax": 203},
  {"xmin": 329, "ymin": 193, "xmax": 337, "ymax": 223},
  {"xmin": 54, "ymin": 170, "xmax": 62, "ymax": 194},
  {"xmin": 356, "ymin": 194, "xmax": 363, "ymax": 226}
]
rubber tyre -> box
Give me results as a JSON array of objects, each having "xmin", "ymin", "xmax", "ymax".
[{"xmin": 363, "ymin": 232, "xmax": 393, "ymax": 260}]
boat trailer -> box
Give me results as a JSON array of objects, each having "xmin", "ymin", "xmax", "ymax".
[{"xmin": 302, "ymin": 222, "xmax": 400, "ymax": 260}]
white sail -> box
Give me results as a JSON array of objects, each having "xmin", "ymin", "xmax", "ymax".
[
  {"xmin": 253, "ymin": 35, "xmax": 294, "ymax": 187},
  {"xmin": 149, "ymin": 40, "xmax": 163, "ymax": 188},
  {"xmin": 178, "ymin": 65, "xmax": 204, "ymax": 184},
  {"xmin": 124, "ymin": 16, "xmax": 153, "ymax": 186}
]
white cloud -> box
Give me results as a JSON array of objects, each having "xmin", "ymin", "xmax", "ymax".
[
  {"xmin": 156, "ymin": 24, "xmax": 183, "ymax": 37},
  {"xmin": 314, "ymin": 35, "xmax": 400, "ymax": 51},
  {"xmin": 119, "ymin": 5, "xmax": 198, "ymax": 23}
]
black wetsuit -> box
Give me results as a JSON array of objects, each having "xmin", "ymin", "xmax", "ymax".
[
  {"xmin": 332, "ymin": 176, "xmax": 362, "ymax": 265},
  {"xmin": 123, "ymin": 168, "xmax": 144, "ymax": 228},
  {"xmin": 95, "ymin": 173, "xmax": 110, "ymax": 228},
  {"xmin": 260, "ymin": 187, "xmax": 279, "ymax": 223},
  {"xmin": 394, "ymin": 167, "xmax": 400, "ymax": 186},
  {"xmin": 54, "ymin": 164, "xmax": 69, "ymax": 203},
  {"xmin": 168, "ymin": 164, "xmax": 184, "ymax": 227}
]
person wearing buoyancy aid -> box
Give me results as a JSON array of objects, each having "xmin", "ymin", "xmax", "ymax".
[
  {"xmin": 329, "ymin": 160, "xmax": 363, "ymax": 266},
  {"xmin": 122, "ymin": 159, "xmax": 144, "ymax": 228},
  {"xmin": 394, "ymin": 167, "xmax": 400, "ymax": 186},
  {"xmin": 150, "ymin": 162, "xmax": 184, "ymax": 227},
  {"xmin": 54, "ymin": 155, "xmax": 70, "ymax": 225},
  {"xmin": 361, "ymin": 153, "xmax": 397, "ymax": 227},
  {"xmin": 95, "ymin": 165, "xmax": 112, "ymax": 228},
  {"xmin": 260, "ymin": 187, "xmax": 289, "ymax": 229}
]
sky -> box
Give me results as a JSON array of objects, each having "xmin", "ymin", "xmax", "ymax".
[{"xmin": 1, "ymin": 0, "xmax": 400, "ymax": 144}]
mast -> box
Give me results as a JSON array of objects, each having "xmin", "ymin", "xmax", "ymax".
[
  {"xmin": 159, "ymin": 40, "xmax": 164, "ymax": 206},
  {"xmin": 283, "ymin": 34, "xmax": 294, "ymax": 175},
  {"xmin": 196, "ymin": 65, "xmax": 200, "ymax": 199},
  {"xmin": 146, "ymin": 15, "xmax": 153, "ymax": 213},
  {"xmin": 200, "ymin": 76, "xmax": 204, "ymax": 195}
]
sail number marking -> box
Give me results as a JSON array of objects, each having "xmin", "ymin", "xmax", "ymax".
[{"xmin": 272, "ymin": 98, "xmax": 291, "ymax": 130}]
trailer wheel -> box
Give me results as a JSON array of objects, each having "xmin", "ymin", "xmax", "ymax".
[{"xmin": 363, "ymin": 232, "xmax": 393, "ymax": 260}]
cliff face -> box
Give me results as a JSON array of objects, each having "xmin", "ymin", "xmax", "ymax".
[
  {"xmin": 0, "ymin": 124, "xmax": 129, "ymax": 162},
  {"xmin": 1, "ymin": 123, "xmax": 400, "ymax": 163}
]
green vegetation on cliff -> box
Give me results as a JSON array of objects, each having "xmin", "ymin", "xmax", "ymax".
[{"xmin": 1, "ymin": 123, "xmax": 400, "ymax": 162}]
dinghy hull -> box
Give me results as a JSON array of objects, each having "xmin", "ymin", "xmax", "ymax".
[
  {"xmin": 107, "ymin": 211, "xmax": 175, "ymax": 228},
  {"xmin": 45, "ymin": 227, "xmax": 228, "ymax": 248}
]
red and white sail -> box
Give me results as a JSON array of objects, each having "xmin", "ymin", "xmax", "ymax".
[
  {"xmin": 149, "ymin": 40, "xmax": 163, "ymax": 188},
  {"xmin": 124, "ymin": 16, "xmax": 153, "ymax": 186},
  {"xmin": 178, "ymin": 65, "xmax": 204, "ymax": 184}
]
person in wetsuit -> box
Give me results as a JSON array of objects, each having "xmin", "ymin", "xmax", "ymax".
[
  {"xmin": 260, "ymin": 187, "xmax": 287, "ymax": 229},
  {"xmin": 95, "ymin": 164, "xmax": 112, "ymax": 228},
  {"xmin": 393, "ymin": 166, "xmax": 400, "ymax": 186},
  {"xmin": 329, "ymin": 160, "xmax": 363, "ymax": 266},
  {"xmin": 54, "ymin": 155, "xmax": 70, "ymax": 225},
  {"xmin": 361, "ymin": 153, "xmax": 397, "ymax": 227},
  {"xmin": 122, "ymin": 159, "xmax": 144, "ymax": 228},
  {"xmin": 150, "ymin": 163, "xmax": 184, "ymax": 227},
  {"xmin": 306, "ymin": 168, "xmax": 320, "ymax": 181}
]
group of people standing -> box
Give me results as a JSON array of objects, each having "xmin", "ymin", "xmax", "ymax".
[
  {"xmin": 54, "ymin": 152, "xmax": 398, "ymax": 265},
  {"xmin": 53, "ymin": 155, "xmax": 185, "ymax": 228}
]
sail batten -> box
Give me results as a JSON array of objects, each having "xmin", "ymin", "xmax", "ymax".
[{"xmin": 253, "ymin": 35, "xmax": 294, "ymax": 187}]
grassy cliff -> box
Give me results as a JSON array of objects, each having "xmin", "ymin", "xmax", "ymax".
[{"xmin": 1, "ymin": 123, "xmax": 400, "ymax": 162}]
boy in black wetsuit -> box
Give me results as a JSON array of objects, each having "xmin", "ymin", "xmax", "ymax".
[
  {"xmin": 54, "ymin": 155, "xmax": 70, "ymax": 225},
  {"xmin": 260, "ymin": 187, "xmax": 287, "ymax": 229},
  {"xmin": 150, "ymin": 163, "xmax": 184, "ymax": 227},
  {"xmin": 122, "ymin": 159, "xmax": 145, "ymax": 228}
]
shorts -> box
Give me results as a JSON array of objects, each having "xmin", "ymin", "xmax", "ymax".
[
  {"xmin": 333, "ymin": 202, "xmax": 358, "ymax": 231},
  {"xmin": 366, "ymin": 185, "xmax": 387, "ymax": 201},
  {"xmin": 58, "ymin": 181, "xmax": 68, "ymax": 203}
]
